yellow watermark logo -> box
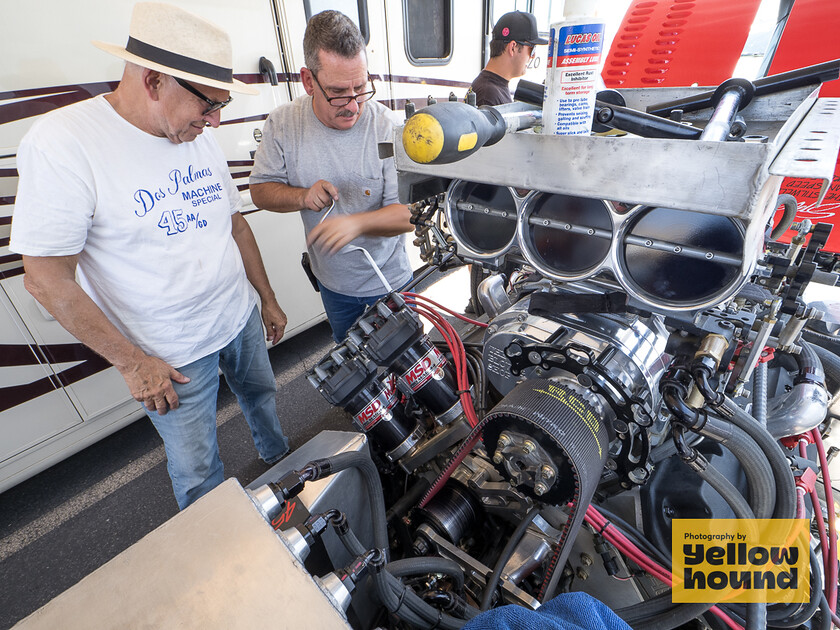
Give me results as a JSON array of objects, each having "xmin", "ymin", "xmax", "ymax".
[{"xmin": 672, "ymin": 519, "xmax": 810, "ymax": 603}]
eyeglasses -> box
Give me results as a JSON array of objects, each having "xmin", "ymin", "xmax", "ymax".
[
  {"xmin": 516, "ymin": 42, "xmax": 536, "ymax": 58},
  {"xmin": 173, "ymin": 76, "xmax": 233, "ymax": 115},
  {"xmin": 310, "ymin": 72, "xmax": 376, "ymax": 108}
]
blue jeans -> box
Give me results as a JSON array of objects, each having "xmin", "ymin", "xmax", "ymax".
[
  {"xmin": 146, "ymin": 306, "xmax": 289, "ymax": 509},
  {"xmin": 317, "ymin": 280, "xmax": 387, "ymax": 342}
]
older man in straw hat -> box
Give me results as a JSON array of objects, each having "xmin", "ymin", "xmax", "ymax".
[{"xmin": 10, "ymin": 2, "xmax": 290, "ymax": 509}]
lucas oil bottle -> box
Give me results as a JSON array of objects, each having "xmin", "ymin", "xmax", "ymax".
[{"xmin": 543, "ymin": 0, "xmax": 606, "ymax": 135}]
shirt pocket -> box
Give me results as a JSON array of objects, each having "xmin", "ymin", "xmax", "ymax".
[{"xmin": 338, "ymin": 172, "xmax": 385, "ymax": 214}]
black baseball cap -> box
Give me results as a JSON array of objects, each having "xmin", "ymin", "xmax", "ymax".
[{"xmin": 492, "ymin": 11, "xmax": 548, "ymax": 46}]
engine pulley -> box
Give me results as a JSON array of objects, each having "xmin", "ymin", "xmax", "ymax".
[
  {"xmin": 482, "ymin": 379, "xmax": 609, "ymax": 506},
  {"xmin": 481, "ymin": 378, "xmax": 610, "ymax": 598}
]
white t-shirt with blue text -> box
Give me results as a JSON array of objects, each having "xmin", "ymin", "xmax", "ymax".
[{"xmin": 10, "ymin": 95, "xmax": 256, "ymax": 368}]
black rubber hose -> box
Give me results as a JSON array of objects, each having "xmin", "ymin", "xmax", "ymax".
[
  {"xmin": 480, "ymin": 506, "xmax": 540, "ymax": 611},
  {"xmin": 338, "ymin": 527, "xmax": 473, "ymax": 628},
  {"xmin": 663, "ymin": 379, "xmax": 776, "ymax": 517},
  {"xmin": 714, "ymin": 398, "xmax": 797, "ymax": 519},
  {"xmin": 816, "ymin": 593, "xmax": 832, "ymax": 630},
  {"xmin": 422, "ymin": 591, "xmax": 481, "ymax": 619},
  {"xmin": 802, "ymin": 329, "xmax": 840, "ymax": 355},
  {"xmin": 691, "ymin": 456, "xmax": 755, "ymax": 519},
  {"xmin": 386, "ymin": 478, "xmax": 431, "ymax": 523},
  {"xmin": 633, "ymin": 601, "xmax": 714, "ymax": 630},
  {"xmin": 309, "ymin": 451, "xmax": 389, "ymax": 559},
  {"xmin": 616, "ymin": 592, "xmax": 679, "ymax": 624},
  {"xmin": 353, "ymin": 534, "xmax": 433, "ymax": 628},
  {"xmin": 379, "ymin": 570, "xmax": 471, "ymax": 629},
  {"xmin": 692, "ymin": 367, "xmax": 724, "ymax": 407},
  {"xmin": 680, "ymin": 443, "xmax": 766, "ymax": 630},
  {"xmin": 770, "ymin": 194, "xmax": 798, "ymax": 241},
  {"xmin": 650, "ymin": 430, "xmax": 703, "ymax": 464},
  {"xmin": 698, "ymin": 415, "xmax": 776, "ymax": 519},
  {"xmin": 746, "ymin": 603, "xmax": 766, "ymax": 630},
  {"xmin": 761, "ymin": 546, "xmax": 823, "ymax": 627},
  {"xmin": 370, "ymin": 564, "xmax": 429, "ymax": 628},
  {"xmin": 737, "ymin": 282, "xmax": 774, "ymax": 304},
  {"xmin": 662, "ymin": 383, "xmax": 707, "ymax": 429},
  {"xmin": 796, "ymin": 340, "xmax": 825, "ymax": 384},
  {"xmin": 386, "ymin": 557, "xmax": 465, "ymax": 592},
  {"xmin": 806, "ymin": 341, "xmax": 840, "ymax": 390}
]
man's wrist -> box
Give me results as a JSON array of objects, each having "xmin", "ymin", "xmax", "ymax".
[
  {"xmin": 259, "ymin": 291, "xmax": 279, "ymax": 306},
  {"xmin": 112, "ymin": 344, "xmax": 147, "ymax": 374}
]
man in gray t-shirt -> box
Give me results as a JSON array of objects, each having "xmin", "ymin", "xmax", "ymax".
[{"xmin": 250, "ymin": 10, "xmax": 412, "ymax": 341}]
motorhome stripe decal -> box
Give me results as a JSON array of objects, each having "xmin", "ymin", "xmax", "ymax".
[
  {"xmin": 256, "ymin": 72, "xmax": 471, "ymax": 89},
  {"xmin": 0, "ymin": 376, "xmax": 58, "ymax": 414},
  {"xmin": 0, "ymin": 83, "xmax": 117, "ymax": 126},
  {"xmin": 0, "ymin": 74, "xmax": 471, "ymax": 125},
  {"xmin": 0, "ymin": 343, "xmax": 112, "ymax": 413},
  {"xmin": 52, "ymin": 355, "xmax": 111, "ymax": 389},
  {"xmin": 41, "ymin": 342, "xmax": 109, "ymax": 367},
  {"xmin": 0, "ymin": 344, "xmax": 43, "ymax": 366},
  {"xmin": 386, "ymin": 74, "xmax": 471, "ymax": 89}
]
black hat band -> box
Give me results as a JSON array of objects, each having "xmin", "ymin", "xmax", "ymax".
[{"xmin": 126, "ymin": 36, "xmax": 232, "ymax": 83}]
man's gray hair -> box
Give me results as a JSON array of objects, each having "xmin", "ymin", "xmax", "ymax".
[{"xmin": 303, "ymin": 10, "xmax": 366, "ymax": 74}]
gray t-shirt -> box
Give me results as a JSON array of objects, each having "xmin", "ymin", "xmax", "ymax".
[{"xmin": 250, "ymin": 96, "xmax": 411, "ymax": 297}]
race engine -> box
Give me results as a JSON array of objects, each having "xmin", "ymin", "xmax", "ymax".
[{"xmin": 247, "ymin": 64, "xmax": 840, "ymax": 629}]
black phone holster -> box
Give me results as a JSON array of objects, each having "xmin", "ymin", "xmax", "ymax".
[{"xmin": 300, "ymin": 252, "xmax": 320, "ymax": 292}]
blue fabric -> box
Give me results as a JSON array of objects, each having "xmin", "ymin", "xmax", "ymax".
[
  {"xmin": 146, "ymin": 306, "xmax": 289, "ymax": 509},
  {"xmin": 317, "ymin": 280, "xmax": 386, "ymax": 342},
  {"xmin": 463, "ymin": 592, "xmax": 630, "ymax": 630}
]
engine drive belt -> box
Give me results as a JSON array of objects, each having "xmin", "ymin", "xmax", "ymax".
[{"xmin": 481, "ymin": 379, "xmax": 609, "ymax": 601}]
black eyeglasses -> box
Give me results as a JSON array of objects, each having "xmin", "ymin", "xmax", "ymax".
[
  {"xmin": 310, "ymin": 72, "xmax": 376, "ymax": 108},
  {"xmin": 173, "ymin": 76, "xmax": 233, "ymax": 115}
]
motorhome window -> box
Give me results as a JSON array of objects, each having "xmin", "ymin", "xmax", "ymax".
[
  {"xmin": 492, "ymin": 0, "xmax": 530, "ymax": 25},
  {"xmin": 304, "ymin": 0, "xmax": 370, "ymax": 44},
  {"xmin": 530, "ymin": 0, "xmax": 566, "ymax": 30},
  {"xmin": 494, "ymin": 1, "xmax": 556, "ymax": 39},
  {"xmin": 403, "ymin": 0, "xmax": 453, "ymax": 65}
]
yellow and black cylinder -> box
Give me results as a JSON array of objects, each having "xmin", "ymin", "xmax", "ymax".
[{"xmin": 402, "ymin": 102, "xmax": 506, "ymax": 165}]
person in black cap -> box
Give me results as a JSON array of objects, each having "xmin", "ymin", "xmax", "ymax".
[
  {"xmin": 465, "ymin": 11, "xmax": 547, "ymax": 314},
  {"xmin": 470, "ymin": 10, "xmax": 548, "ymax": 107}
]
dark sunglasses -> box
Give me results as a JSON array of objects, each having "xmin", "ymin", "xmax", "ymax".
[
  {"xmin": 173, "ymin": 76, "xmax": 233, "ymax": 115},
  {"xmin": 310, "ymin": 72, "xmax": 376, "ymax": 108},
  {"xmin": 516, "ymin": 42, "xmax": 536, "ymax": 58}
]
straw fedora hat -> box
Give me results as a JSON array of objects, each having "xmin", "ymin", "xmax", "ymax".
[{"xmin": 92, "ymin": 2, "xmax": 258, "ymax": 95}]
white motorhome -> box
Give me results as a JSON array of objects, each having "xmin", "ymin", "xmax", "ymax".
[{"xmin": 0, "ymin": 0, "xmax": 567, "ymax": 493}]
